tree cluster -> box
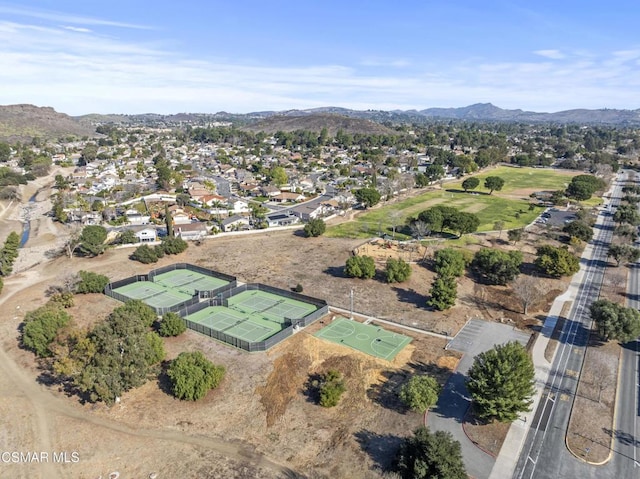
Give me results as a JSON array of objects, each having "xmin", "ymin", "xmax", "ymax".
[
  {"xmin": 75, "ymin": 270, "xmax": 110, "ymax": 294},
  {"xmin": 0, "ymin": 231, "xmax": 20, "ymax": 282},
  {"xmin": 590, "ymin": 300, "xmax": 640, "ymax": 342},
  {"xmin": 563, "ymin": 220, "xmax": 593, "ymax": 243},
  {"xmin": 131, "ymin": 237, "xmax": 188, "ymax": 264},
  {"xmin": 428, "ymin": 248, "xmax": 469, "ymax": 311},
  {"xmin": 354, "ymin": 187, "xmax": 381, "ymax": 208},
  {"xmin": 21, "ymin": 303, "xmax": 72, "ymax": 358},
  {"xmin": 565, "ymin": 174, "xmax": 605, "ymax": 201},
  {"xmin": 607, "ymin": 244, "xmax": 640, "ymax": 266},
  {"xmin": 410, "ymin": 205, "xmax": 480, "ymax": 238}
]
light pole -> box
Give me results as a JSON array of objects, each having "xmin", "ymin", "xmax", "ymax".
[{"xmin": 350, "ymin": 288, "xmax": 354, "ymax": 320}]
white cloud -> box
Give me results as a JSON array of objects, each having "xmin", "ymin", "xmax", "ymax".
[
  {"xmin": 533, "ymin": 49, "xmax": 565, "ymax": 60},
  {"xmin": 0, "ymin": 5, "xmax": 151, "ymax": 30},
  {"xmin": 0, "ymin": 19, "xmax": 639, "ymax": 114},
  {"xmin": 63, "ymin": 26, "xmax": 92, "ymax": 33}
]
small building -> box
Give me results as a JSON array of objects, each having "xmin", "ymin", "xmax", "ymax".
[
  {"xmin": 175, "ymin": 222, "xmax": 208, "ymax": 241},
  {"xmin": 222, "ymin": 215, "xmax": 251, "ymax": 232},
  {"xmin": 129, "ymin": 226, "xmax": 158, "ymax": 243},
  {"xmin": 266, "ymin": 213, "xmax": 300, "ymax": 228}
]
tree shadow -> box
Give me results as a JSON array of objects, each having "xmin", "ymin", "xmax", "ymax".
[
  {"xmin": 323, "ymin": 265, "xmax": 347, "ymax": 278},
  {"xmin": 392, "ymin": 286, "xmax": 429, "ymax": 309},
  {"xmin": 366, "ymin": 369, "xmax": 409, "ymax": 412},
  {"xmin": 602, "ymin": 428, "xmax": 640, "ymax": 447},
  {"xmin": 157, "ymin": 361, "xmax": 175, "ymax": 397},
  {"xmin": 429, "ymin": 371, "xmax": 470, "ymax": 424},
  {"xmin": 353, "ymin": 429, "xmax": 402, "ymax": 472},
  {"xmin": 302, "ymin": 373, "xmax": 322, "ymax": 405}
]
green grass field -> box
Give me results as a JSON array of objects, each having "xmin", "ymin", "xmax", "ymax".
[{"xmin": 327, "ymin": 167, "xmax": 583, "ymax": 240}]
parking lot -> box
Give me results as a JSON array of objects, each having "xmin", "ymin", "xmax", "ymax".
[{"xmin": 535, "ymin": 208, "xmax": 577, "ymax": 227}]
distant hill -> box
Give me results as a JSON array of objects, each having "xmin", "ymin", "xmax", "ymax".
[
  {"xmin": 242, "ymin": 113, "xmax": 396, "ymax": 135},
  {"xmin": 0, "ymin": 104, "xmax": 97, "ymax": 142}
]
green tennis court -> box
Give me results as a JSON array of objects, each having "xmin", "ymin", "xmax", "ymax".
[
  {"xmin": 152, "ymin": 269, "xmax": 229, "ymax": 295},
  {"xmin": 112, "ymin": 281, "xmax": 192, "ymax": 309},
  {"xmin": 315, "ymin": 318, "xmax": 411, "ymax": 361},
  {"xmin": 184, "ymin": 306, "xmax": 279, "ymax": 342},
  {"xmin": 227, "ymin": 290, "xmax": 316, "ymax": 319}
]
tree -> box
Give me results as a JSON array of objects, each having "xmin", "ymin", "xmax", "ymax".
[
  {"xmin": 78, "ymin": 225, "xmax": 107, "ymax": 257},
  {"xmin": 428, "ymin": 276, "xmax": 457, "ymax": 310},
  {"xmin": 461, "ymin": 177, "xmax": 480, "ymax": 192},
  {"xmin": 354, "ymin": 187, "xmax": 381, "ymax": 208},
  {"xmin": 409, "ymin": 220, "xmax": 430, "ymax": 239},
  {"xmin": 566, "ymin": 174, "xmax": 605, "ymax": 201},
  {"xmin": 268, "ymin": 165, "xmax": 288, "ymax": 186},
  {"xmin": 303, "ymin": 218, "xmax": 326, "ymax": 237},
  {"xmin": 466, "ymin": 341, "xmax": 535, "ymax": 422},
  {"xmin": 535, "ymin": 245, "xmax": 580, "ymax": 277},
  {"xmin": 615, "ymin": 224, "xmax": 638, "ymax": 242},
  {"xmin": 318, "ymin": 369, "xmax": 346, "ymax": 407},
  {"xmin": 563, "ymin": 220, "xmax": 593, "ymax": 242},
  {"xmin": 507, "ymin": 228, "xmax": 524, "ymax": 244},
  {"xmin": 607, "ymin": 244, "xmax": 640, "ymax": 266},
  {"xmin": 167, "ymin": 351, "xmax": 225, "ymax": 401},
  {"xmin": 75, "ymin": 270, "xmax": 110, "ymax": 294},
  {"xmin": 512, "ymin": 275, "xmax": 547, "ymax": 315},
  {"xmin": 590, "ymin": 300, "xmax": 640, "ymax": 342},
  {"xmin": 471, "ymin": 248, "xmax": 523, "ymax": 285},
  {"xmin": 399, "ymin": 375, "xmax": 441, "ymax": 413},
  {"xmin": 117, "ymin": 229, "xmax": 138, "ymax": 245},
  {"xmin": 385, "ymin": 258, "xmax": 412, "ymax": 283},
  {"xmin": 345, "ymin": 255, "xmax": 376, "ymax": 279},
  {"xmin": 115, "ymin": 299, "xmax": 157, "ymax": 327},
  {"xmin": 0, "ymin": 141, "xmax": 11, "ymax": 162},
  {"xmin": 164, "ymin": 204, "xmax": 174, "ymax": 237},
  {"xmin": 433, "ymin": 248, "xmax": 466, "ymax": 278},
  {"xmin": 131, "ymin": 244, "xmax": 159, "ymax": 264},
  {"xmin": 158, "ymin": 312, "xmax": 186, "ymax": 337},
  {"xmin": 484, "ymin": 176, "xmax": 505, "ymax": 195},
  {"xmin": 493, "ymin": 220, "xmax": 505, "ymax": 238},
  {"xmin": 449, "ymin": 211, "xmax": 480, "ymax": 237},
  {"xmin": 395, "ymin": 427, "xmax": 467, "ymax": 479},
  {"xmin": 21, "ymin": 304, "xmax": 72, "ymax": 357}
]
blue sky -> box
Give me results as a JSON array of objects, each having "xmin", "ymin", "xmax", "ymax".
[{"xmin": 1, "ymin": 1, "xmax": 639, "ymax": 115}]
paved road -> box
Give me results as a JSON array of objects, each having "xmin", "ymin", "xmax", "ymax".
[
  {"xmin": 513, "ymin": 172, "xmax": 625, "ymax": 479},
  {"xmin": 427, "ymin": 319, "xmax": 530, "ymax": 479}
]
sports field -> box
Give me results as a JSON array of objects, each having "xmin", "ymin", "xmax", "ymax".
[
  {"xmin": 315, "ymin": 318, "xmax": 411, "ymax": 361},
  {"xmin": 184, "ymin": 289, "xmax": 318, "ymax": 343},
  {"xmin": 112, "ymin": 281, "xmax": 192, "ymax": 310},
  {"xmin": 152, "ymin": 269, "xmax": 229, "ymax": 295},
  {"xmin": 327, "ymin": 166, "xmax": 582, "ymax": 239}
]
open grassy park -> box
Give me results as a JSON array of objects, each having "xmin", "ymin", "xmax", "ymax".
[{"xmin": 327, "ymin": 166, "xmax": 583, "ymax": 239}]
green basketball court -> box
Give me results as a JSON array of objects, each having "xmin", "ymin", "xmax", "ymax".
[{"xmin": 315, "ymin": 318, "xmax": 411, "ymax": 361}]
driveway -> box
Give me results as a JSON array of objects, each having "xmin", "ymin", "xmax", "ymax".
[{"xmin": 427, "ymin": 319, "xmax": 531, "ymax": 479}]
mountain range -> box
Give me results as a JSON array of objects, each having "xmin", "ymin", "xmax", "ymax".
[{"xmin": 2, "ymin": 103, "xmax": 640, "ymax": 142}]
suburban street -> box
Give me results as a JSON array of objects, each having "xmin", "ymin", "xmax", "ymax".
[{"xmin": 513, "ymin": 172, "xmax": 625, "ymax": 479}]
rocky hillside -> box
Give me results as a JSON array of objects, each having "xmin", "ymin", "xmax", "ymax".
[
  {"xmin": 0, "ymin": 104, "xmax": 97, "ymax": 143},
  {"xmin": 242, "ymin": 113, "xmax": 396, "ymax": 135}
]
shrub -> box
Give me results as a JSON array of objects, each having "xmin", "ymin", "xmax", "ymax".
[
  {"xmin": 385, "ymin": 258, "xmax": 412, "ymax": 283},
  {"xmin": 293, "ymin": 283, "xmax": 304, "ymax": 293},
  {"xmin": 131, "ymin": 244, "xmax": 159, "ymax": 264},
  {"xmin": 399, "ymin": 375, "xmax": 441, "ymax": 413},
  {"xmin": 303, "ymin": 218, "xmax": 326, "ymax": 237},
  {"xmin": 49, "ymin": 292, "xmax": 74, "ymax": 308},
  {"xmin": 158, "ymin": 312, "xmax": 187, "ymax": 337},
  {"xmin": 21, "ymin": 304, "xmax": 71, "ymax": 357},
  {"xmin": 167, "ymin": 351, "xmax": 226, "ymax": 401},
  {"xmin": 75, "ymin": 270, "xmax": 110, "ymax": 294},
  {"xmin": 345, "ymin": 255, "xmax": 376, "ymax": 279},
  {"xmin": 318, "ymin": 369, "xmax": 346, "ymax": 407}
]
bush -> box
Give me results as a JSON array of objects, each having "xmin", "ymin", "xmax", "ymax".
[
  {"xmin": 385, "ymin": 258, "xmax": 412, "ymax": 283},
  {"xmin": 49, "ymin": 292, "xmax": 74, "ymax": 308},
  {"xmin": 345, "ymin": 255, "xmax": 376, "ymax": 279},
  {"xmin": 161, "ymin": 236, "xmax": 188, "ymax": 255},
  {"xmin": 167, "ymin": 351, "xmax": 226, "ymax": 401},
  {"xmin": 318, "ymin": 369, "xmax": 346, "ymax": 407},
  {"xmin": 113, "ymin": 299, "xmax": 157, "ymax": 327},
  {"xmin": 293, "ymin": 283, "xmax": 304, "ymax": 293},
  {"xmin": 399, "ymin": 375, "xmax": 441, "ymax": 413},
  {"xmin": 158, "ymin": 312, "xmax": 187, "ymax": 337},
  {"xmin": 563, "ymin": 220, "xmax": 593, "ymax": 242},
  {"xmin": 303, "ymin": 218, "xmax": 326, "ymax": 237},
  {"xmin": 131, "ymin": 244, "xmax": 159, "ymax": 264},
  {"xmin": 75, "ymin": 270, "xmax": 110, "ymax": 294}
]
